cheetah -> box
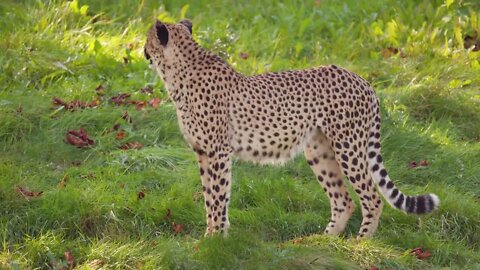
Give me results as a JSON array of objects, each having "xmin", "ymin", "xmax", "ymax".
[{"xmin": 144, "ymin": 20, "xmax": 439, "ymax": 238}]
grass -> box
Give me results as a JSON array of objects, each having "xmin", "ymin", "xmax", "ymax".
[{"xmin": 1, "ymin": 0, "xmax": 479, "ymax": 269}]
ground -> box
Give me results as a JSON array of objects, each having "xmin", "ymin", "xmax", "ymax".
[{"xmin": 0, "ymin": 0, "xmax": 479, "ymax": 269}]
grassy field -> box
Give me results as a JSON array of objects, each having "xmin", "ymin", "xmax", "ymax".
[{"xmin": 1, "ymin": 0, "xmax": 480, "ymax": 269}]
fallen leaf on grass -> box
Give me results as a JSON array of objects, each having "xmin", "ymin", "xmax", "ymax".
[
  {"xmin": 409, "ymin": 160, "xmax": 429, "ymax": 168},
  {"xmin": 66, "ymin": 128, "xmax": 94, "ymax": 148},
  {"xmin": 411, "ymin": 247, "xmax": 431, "ymax": 260},
  {"xmin": 137, "ymin": 190, "xmax": 146, "ymax": 200},
  {"xmin": 172, "ymin": 221, "xmax": 184, "ymax": 234},
  {"xmin": 58, "ymin": 175, "xmax": 68, "ymax": 189},
  {"xmin": 119, "ymin": 141, "xmax": 143, "ymax": 150},
  {"xmin": 112, "ymin": 123, "xmax": 121, "ymax": 131},
  {"xmin": 115, "ymin": 130, "xmax": 127, "ymax": 140},
  {"xmin": 15, "ymin": 186, "xmax": 43, "ymax": 200},
  {"xmin": 129, "ymin": 100, "xmax": 148, "ymax": 110},
  {"xmin": 64, "ymin": 251, "xmax": 75, "ymax": 269},
  {"xmin": 53, "ymin": 97, "xmax": 99, "ymax": 111},
  {"xmin": 149, "ymin": 97, "xmax": 161, "ymax": 109},
  {"xmin": 239, "ymin": 52, "xmax": 249, "ymax": 59},
  {"xmin": 110, "ymin": 92, "xmax": 158, "ymax": 110},
  {"xmin": 110, "ymin": 93, "xmax": 131, "ymax": 106},
  {"xmin": 369, "ymin": 267, "xmax": 379, "ymax": 270},
  {"xmin": 419, "ymin": 160, "xmax": 428, "ymax": 167}
]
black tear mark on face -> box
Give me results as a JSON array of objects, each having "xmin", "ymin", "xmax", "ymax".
[
  {"xmin": 144, "ymin": 47, "xmax": 153, "ymax": 64},
  {"xmin": 155, "ymin": 21, "xmax": 169, "ymax": 46},
  {"xmin": 179, "ymin": 19, "xmax": 192, "ymax": 34},
  {"xmin": 144, "ymin": 47, "xmax": 151, "ymax": 61}
]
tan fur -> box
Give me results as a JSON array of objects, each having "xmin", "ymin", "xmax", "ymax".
[{"xmin": 144, "ymin": 20, "xmax": 439, "ymax": 238}]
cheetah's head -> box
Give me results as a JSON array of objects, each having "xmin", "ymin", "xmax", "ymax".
[{"xmin": 144, "ymin": 20, "xmax": 193, "ymax": 78}]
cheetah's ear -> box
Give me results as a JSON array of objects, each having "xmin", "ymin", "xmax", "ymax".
[
  {"xmin": 179, "ymin": 19, "xmax": 192, "ymax": 34},
  {"xmin": 155, "ymin": 21, "xmax": 169, "ymax": 46}
]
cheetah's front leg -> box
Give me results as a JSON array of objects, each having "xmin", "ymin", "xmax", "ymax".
[{"xmin": 195, "ymin": 149, "xmax": 232, "ymax": 236}]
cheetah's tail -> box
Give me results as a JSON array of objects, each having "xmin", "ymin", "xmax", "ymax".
[{"xmin": 366, "ymin": 101, "xmax": 439, "ymax": 214}]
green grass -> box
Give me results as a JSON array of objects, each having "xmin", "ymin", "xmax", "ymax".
[{"xmin": 1, "ymin": 0, "xmax": 480, "ymax": 269}]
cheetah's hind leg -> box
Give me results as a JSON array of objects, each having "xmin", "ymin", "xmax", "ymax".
[{"xmin": 304, "ymin": 130, "xmax": 355, "ymax": 236}]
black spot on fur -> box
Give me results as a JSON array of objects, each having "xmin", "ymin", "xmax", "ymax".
[
  {"xmin": 390, "ymin": 188, "xmax": 399, "ymax": 199},
  {"xmin": 394, "ymin": 194, "xmax": 404, "ymax": 208},
  {"xmin": 386, "ymin": 181, "xmax": 394, "ymax": 189}
]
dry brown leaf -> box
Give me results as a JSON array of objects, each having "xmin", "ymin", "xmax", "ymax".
[
  {"xmin": 111, "ymin": 93, "xmax": 131, "ymax": 106},
  {"xmin": 66, "ymin": 128, "xmax": 94, "ymax": 148},
  {"xmin": 137, "ymin": 190, "xmax": 146, "ymax": 200},
  {"xmin": 130, "ymin": 100, "xmax": 147, "ymax": 110},
  {"xmin": 115, "ymin": 130, "xmax": 127, "ymax": 140},
  {"xmin": 409, "ymin": 161, "xmax": 418, "ymax": 168},
  {"xmin": 239, "ymin": 52, "xmax": 249, "ymax": 59},
  {"xmin": 52, "ymin": 97, "xmax": 99, "ymax": 111},
  {"xmin": 411, "ymin": 247, "xmax": 431, "ymax": 260},
  {"xmin": 149, "ymin": 97, "xmax": 161, "ymax": 109},
  {"xmin": 419, "ymin": 160, "xmax": 429, "ymax": 167},
  {"xmin": 119, "ymin": 141, "xmax": 143, "ymax": 150},
  {"xmin": 64, "ymin": 251, "xmax": 75, "ymax": 269},
  {"xmin": 15, "ymin": 186, "xmax": 43, "ymax": 200},
  {"xmin": 172, "ymin": 221, "xmax": 184, "ymax": 234},
  {"xmin": 112, "ymin": 123, "xmax": 121, "ymax": 131}
]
